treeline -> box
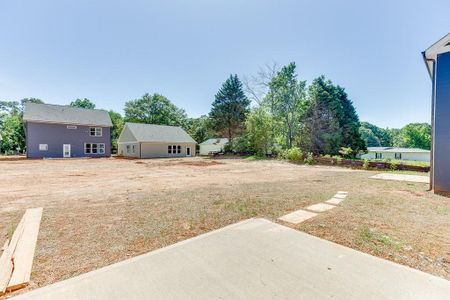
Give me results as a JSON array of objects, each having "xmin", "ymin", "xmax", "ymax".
[
  {"xmin": 359, "ymin": 122, "xmax": 431, "ymax": 150},
  {"xmin": 211, "ymin": 63, "xmax": 365, "ymax": 157},
  {"xmin": 0, "ymin": 61, "xmax": 429, "ymax": 156}
]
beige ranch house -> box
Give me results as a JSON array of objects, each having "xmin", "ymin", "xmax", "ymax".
[{"xmin": 117, "ymin": 123, "xmax": 196, "ymax": 158}]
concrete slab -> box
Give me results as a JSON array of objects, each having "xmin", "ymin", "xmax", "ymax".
[
  {"xmin": 326, "ymin": 197, "xmax": 345, "ymax": 205},
  {"xmin": 13, "ymin": 219, "xmax": 450, "ymax": 300},
  {"xmin": 371, "ymin": 173, "xmax": 429, "ymax": 183},
  {"xmin": 337, "ymin": 191, "xmax": 348, "ymax": 194},
  {"xmin": 306, "ymin": 203, "xmax": 336, "ymax": 212},
  {"xmin": 333, "ymin": 194, "xmax": 347, "ymax": 199},
  {"xmin": 278, "ymin": 209, "xmax": 317, "ymax": 224}
]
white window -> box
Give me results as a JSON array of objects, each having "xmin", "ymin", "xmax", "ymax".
[
  {"xmin": 375, "ymin": 152, "xmax": 383, "ymax": 159},
  {"xmin": 126, "ymin": 145, "xmax": 131, "ymax": 153},
  {"xmin": 85, "ymin": 143, "xmax": 105, "ymax": 154},
  {"xmin": 39, "ymin": 144, "xmax": 48, "ymax": 151},
  {"xmin": 67, "ymin": 125, "xmax": 77, "ymax": 129},
  {"xmin": 168, "ymin": 145, "xmax": 182, "ymax": 155},
  {"xmin": 132, "ymin": 145, "xmax": 136, "ymax": 154},
  {"xmin": 90, "ymin": 127, "xmax": 102, "ymax": 137},
  {"xmin": 395, "ymin": 153, "xmax": 402, "ymax": 160}
]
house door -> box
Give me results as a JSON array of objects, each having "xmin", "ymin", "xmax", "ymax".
[
  {"xmin": 186, "ymin": 147, "xmax": 191, "ymax": 157},
  {"xmin": 63, "ymin": 144, "xmax": 71, "ymax": 158}
]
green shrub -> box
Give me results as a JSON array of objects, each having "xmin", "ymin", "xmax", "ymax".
[
  {"xmin": 332, "ymin": 155, "xmax": 343, "ymax": 165},
  {"xmin": 390, "ymin": 161, "xmax": 399, "ymax": 171},
  {"xmin": 363, "ymin": 159, "xmax": 369, "ymax": 170},
  {"xmin": 223, "ymin": 143, "xmax": 233, "ymax": 153},
  {"xmin": 304, "ymin": 152, "xmax": 315, "ymax": 165},
  {"xmin": 338, "ymin": 147, "xmax": 354, "ymax": 159},
  {"xmin": 277, "ymin": 149, "xmax": 288, "ymax": 160},
  {"xmin": 287, "ymin": 147, "xmax": 302, "ymax": 163}
]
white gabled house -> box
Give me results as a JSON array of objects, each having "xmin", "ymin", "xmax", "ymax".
[
  {"xmin": 360, "ymin": 147, "xmax": 430, "ymax": 162},
  {"xmin": 199, "ymin": 138, "xmax": 228, "ymax": 155}
]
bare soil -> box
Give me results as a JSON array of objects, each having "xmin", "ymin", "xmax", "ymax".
[{"xmin": 0, "ymin": 157, "xmax": 448, "ymax": 295}]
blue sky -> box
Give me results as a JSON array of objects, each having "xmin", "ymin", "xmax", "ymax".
[{"xmin": 0, "ymin": 0, "xmax": 449, "ymax": 128}]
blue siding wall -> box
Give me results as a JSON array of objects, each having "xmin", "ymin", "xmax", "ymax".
[
  {"xmin": 26, "ymin": 122, "xmax": 111, "ymax": 158},
  {"xmin": 433, "ymin": 51, "xmax": 450, "ymax": 192}
]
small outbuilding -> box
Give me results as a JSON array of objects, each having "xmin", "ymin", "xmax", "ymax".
[
  {"xmin": 199, "ymin": 138, "xmax": 229, "ymax": 155},
  {"xmin": 360, "ymin": 147, "xmax": 430, "ymax": 162},
  {"xmin": 423, "ymin": 32, "xmax": 450, "ymax": 193},
  {"xmin": 117, "ymin": 123, "xmax": 196, "ymax": 158}
]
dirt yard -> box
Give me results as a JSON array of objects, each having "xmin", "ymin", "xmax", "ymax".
[{"xmin": 0, "ymin": 157, "xmax": 449, "ymax": 294}]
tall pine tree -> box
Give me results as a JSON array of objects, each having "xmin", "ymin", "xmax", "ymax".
[
  {"xmin": 209, "ymin": 75, "xmax": 250, "ymax": 147},
  {"xmin": 301, "ymin": 76, "xmax": 365, "ymax": 156},
  {"xmin": 335, "ymin": 86, "xmax": 366, "ymax": 153},
  {"xmin": 301, "ymin": 76, "xmax": 342, "ymax": 155}
]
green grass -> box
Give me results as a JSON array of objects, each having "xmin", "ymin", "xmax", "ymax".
[
  {"xmin": 354, "ymin": 227, "xmax": 403, "ymax": 254},
  {"xmin": 245, "ymin": 155, "xmax": 268, "ymax": 161},
  {"xmin": 435, "ymin": 206, "xmax": 450, "ymax": 216}
]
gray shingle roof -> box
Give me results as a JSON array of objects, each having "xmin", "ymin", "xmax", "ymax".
[
  {"xmin": 199, "ymin": 138, "xmax": 229, "ymax": 146},
  {"xmin": 367, "ymin": 147, "xmax": 430, "ymax": 153},
  {"xmin": 125, "ymin": 123, "xmax": 196, "ymax": 143},
  {"xmin": 23, "ymin": 103, "xmax": 113, "ymax": 127}
]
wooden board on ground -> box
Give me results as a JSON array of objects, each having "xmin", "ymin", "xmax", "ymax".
[
  {"xmin": 0, "ymin": 216, "xmax": 26, "ymax": 294},
  {"xmin": 0, "ymin": 207, "xmax": 43, "ymax": 296},
  {"xmin": 7, "ymin": 208, "xmax": 43, "ymax": 293}
]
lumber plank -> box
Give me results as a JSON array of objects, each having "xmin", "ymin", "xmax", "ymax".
[
  {"xmin": 0, "ymin": 215, "xmax": 26, "ymax": 294},
  {"xmin": 7, "ymin": 208, "xmax": 43, "ymax": 292}
]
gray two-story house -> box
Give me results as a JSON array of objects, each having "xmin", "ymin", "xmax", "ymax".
[{"xmin": 23, "ymin": 103, "xmax": 113, "ymax": 158}]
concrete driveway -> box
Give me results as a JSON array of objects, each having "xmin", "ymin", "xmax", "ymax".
[{"xmin": 14, "ymin": 218, "xmax": 450, "ymax": 300}]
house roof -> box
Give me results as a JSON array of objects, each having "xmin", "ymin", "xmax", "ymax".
[
  {"xmin": 199, "ymin": 138, "xmax": 229, "ymax": 146},
  {"xmin": 367, "ymin": 147, "xmax": 430, "ymax": 153},
  {"xmin": 23, "ymin": 103, "xmax": 113, "ymax": 127},
  {"xmin": 423, "ymin": 32, "xmax": 450, "ymax": 78},
  {"xmin": 124, "ymin": 122, "xmax": 196, "ymax": 143}
]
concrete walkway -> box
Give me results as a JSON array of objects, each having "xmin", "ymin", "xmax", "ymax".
[
  {"xmin": 14, "ymin": 219, "xmax": 450, "ymax": 300},
  {"xmin": 279, "ymin": 191, "xmax": 348, "ymax": 224},
  {"xmin": 371, "ymin": 173, "xmax": 429, "ymax": 183}
]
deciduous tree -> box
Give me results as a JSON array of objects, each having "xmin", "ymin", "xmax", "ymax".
[
  {"xmin": 70, "ymin": 98, "xmax": 96, "ymax": 109},
  {"xmin": 266, "ymin": 62, "xmax": 306, "ymax": 149},
  {"xmin": 185, "ymin": 115, "xmax": 214, "ymax": 144},
  {"xmin": 0, "ymin": 113, "xmax": 25, "ymax": 154},
  {"xmin": 124, "ymin": 93, "xmax": 187, "ymax": 127},
  {"xmin": 108, "ymin": 110, "xmax": 124, "ymax": 152},
  {"xmin": 395, "ymin": 123, "xmax": 431, "ymax": 149},
  {"xmin": 245, "ymin": 107, "xmax": 273, "ymax": 156}
]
